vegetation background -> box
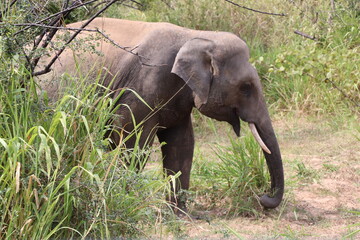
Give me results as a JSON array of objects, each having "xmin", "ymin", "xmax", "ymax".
[{"xmin": 0, "ymin": 0, "xmax": 359, "ymax": 239}]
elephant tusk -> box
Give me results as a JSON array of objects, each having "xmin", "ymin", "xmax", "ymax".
[{"xmin": 249, "ymin": 123, "xmax": 272, "ymax": 154}]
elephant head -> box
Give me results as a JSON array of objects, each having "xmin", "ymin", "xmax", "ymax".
[{"xmin": 171, "ymin": 37, "xmax": 284, "ymax": 208}]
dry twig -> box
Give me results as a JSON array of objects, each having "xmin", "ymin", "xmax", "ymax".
[
  {"xmin": 14, "ymin": 0, "xmax": 101, "ymax": 36},
  {"xmin": 324, "ymin": 78, "xmax": 360, "ymax": 109},
  {"xmin": 17, "ymin": 23, "xmax": 151, "ymax": 66},
  {"xmin": 294, "ymin": 30, "xmax": 317, "ymax": 41},
  {"xmin": 28, "ymin": 0, "xmax": 74, "ymax": 73},
  {"xmin": 33, "ymin": 0, "xmax": 120, "ymax": 76},
  {"xmin": 224, "ymin": 0, "xmax": 286, "ymax": 16}
]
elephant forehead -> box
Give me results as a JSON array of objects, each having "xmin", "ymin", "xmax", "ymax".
[
  {"xmin": 193, "ymin": 30, "xmax": 249, "ymax": 54},
  {"xmin": 215, "ymin": 35, "xmax": 249, "ymax": 57},
  {"xmin": 220, "ymin": 55, "xmax": 253, "ymax": 83}
]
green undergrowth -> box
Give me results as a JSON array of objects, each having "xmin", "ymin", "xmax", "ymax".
[
  {"xmin": 190, "ymin": 130, "xmax": 270, "ymax": 218},
  {"xmin": 253, "ymin": 39, "xmax": 359, "ymax": 115},
  {"xmin": 0, "ymin": 62, "xmax": 178, "ymax": 239}
]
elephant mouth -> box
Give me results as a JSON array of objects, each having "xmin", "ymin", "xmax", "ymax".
[{"xmin": 230, "ymin": 109, "xmax": 241, "ymax": 137}]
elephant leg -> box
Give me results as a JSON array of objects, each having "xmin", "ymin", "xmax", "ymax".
[{"xmin": 157, "ymin": 116, "xmax": 194, "ymax": 212}]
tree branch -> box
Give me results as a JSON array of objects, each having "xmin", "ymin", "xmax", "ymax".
[
  {"xmin": 224, "ymin": 0, "xmax": 286, "ymax": 16},
  {"xmin": 32, "ymin": 0, "xmax": 121, "ymax": 76},
  {"xmin": 29, "ymin": 0, "xmax": 75, "ymax": 73},
  {"xmin": 324, "ymin": 78, "xmax": 360, "ymax": 109},
  {"xmin": 294, "ymin": 30, "xmax": 317, "ymax": 41},
  {"xmin": 14, "ymin": 0, "xmax": 101, "ymax": 36},
  {"xmin": 129, "ymin": 0, "xmax": 143, "ymax": 6},
  {"xmin": 95, "ymin": 27, "xmax": 153, "ymax": 66},
  {"xmin": 308, "ymin": 71, "xmax": 359, "ymax": 110},
  {"xmin": 19, "ymin": 23, "xmax": 153, "ymax": 70}
]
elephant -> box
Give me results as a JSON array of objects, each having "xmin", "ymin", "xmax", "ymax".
[{"xmin": 37, "ymin": 17, "xmax": 284, "ymax": 211}]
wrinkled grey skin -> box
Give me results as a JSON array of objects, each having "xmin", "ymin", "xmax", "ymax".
[{"xmin": 38, "ymin": 18, "xmax": 284, "ymax": 210}]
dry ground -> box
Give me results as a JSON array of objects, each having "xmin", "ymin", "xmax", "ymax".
[{"xmin": 174, "ymin": 115, "xmax": 360, "ymax": 239}]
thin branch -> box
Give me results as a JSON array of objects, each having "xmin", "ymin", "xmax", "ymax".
[
  {"xmin": 95, "ymin": 27, "xmax": 154, "ymax": 66},
  {"xmin": 15, "ymin": 23, "xmax": 99, "ymax": 31},
  {"xmin": 112, "ymin": 0, "xmax": 142, "ymax": 11},
  {"xmin": 28, "ymin": 0, "xmax": 83, "ymax": 70},
  {"xmin": 224, "ymin": 0, "xmax": 286, "ymax": 16},
  {"xmin": 33, "ymin": 0, "xmax": 120, "ymax": 76},
  {"xmin": 129, "ymin": 0, "xmax": 143, "ymax": 7},
  {"xmin": 29, "ymin": 2, "xmax": 74, "ymax": 72},
  {"xmin": 14, "ymin": 0, "xmax": 100, "ymax": 35},
  {"xmin": 10, "ymin": 0, "xmax": 18, "ymax": 6},
  {"xmin": 28, "ymin": 21, "xmax": 60, "ymax": 72},
  {"xmin": 294, "ymin": 30, "xmax": 317, "ymax": 41},
  {"xmin": 324, "ymin": 78, "xmax": 360, "ymax": 109},
  {"xmin": 19, "ymin": 23, "xmax": 154, "ymax": 68},
  {"xmin": 160, "ymin": 0, "xmax": 173, "ymax": 10},
  {"xmin": 121, "ymin": 3, "xmax": 141, "ymax": 10},
  {"xmin": 307, "ymin": 71, "xmax": 359, "ymax": 110}
]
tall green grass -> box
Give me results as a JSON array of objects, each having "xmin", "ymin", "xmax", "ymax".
[
  {"xmin": 0, "ymin": 60, "xmax": 177, "ymax": 238},
  {"xmin": 214, "ymin": 133, "xmax": 270, "ymax": 216},
  {"xmin": 190, "ymin": 131, "xmax": 270, "ymax": 217}
]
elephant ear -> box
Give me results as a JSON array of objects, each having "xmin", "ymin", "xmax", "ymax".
[{"xmin": 171, "ymin": 38, "xmax": 218, "ymax": 108}]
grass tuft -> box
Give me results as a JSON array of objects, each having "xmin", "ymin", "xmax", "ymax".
[
  {"xmin": 214, "ymin": 133, "xmax": 270, "ymax": 216},
  {"xmin": 190, "ymin": 130, "xmax": 270, "ymax": 217}
]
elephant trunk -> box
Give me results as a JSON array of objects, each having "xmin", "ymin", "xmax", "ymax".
[{"xmin": 251, "ymin": 117, "xmax": 284, "ymax": 209}]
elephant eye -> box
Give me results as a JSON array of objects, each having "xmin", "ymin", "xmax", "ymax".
[{"xmin": 240, "ymin": 83, "xmax": 252, "ymax": 97}]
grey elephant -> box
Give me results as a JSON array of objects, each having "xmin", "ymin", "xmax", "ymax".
[{"xmin": 38, "ymin": 17, "xmax": 284, "ymax": 211}]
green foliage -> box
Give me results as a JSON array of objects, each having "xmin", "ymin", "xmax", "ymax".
[
  {"xmin": 256, "ymin": 39, "xmax": 359, "ymax": 114},
  {"xmin": 323, "ymin": 163, "xmax": 338, "ymax": 172},
  {"xmin": 293, "ymin": 160, "xmax": 319, "ymax": 182},
  {"xmin": 115, "ymin": 0, "xmax": 291, "ymax": 46},
  {"xmin": 191, "ymin": 132, "xmax": 270, "ymax": 217},
  {"xmin": 0, "ymin": 59, "xmax": 175, "ymax": 238},
  {"xmin": 215, "ymin": 133, "xmax": 270, "ymax": 216}
]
